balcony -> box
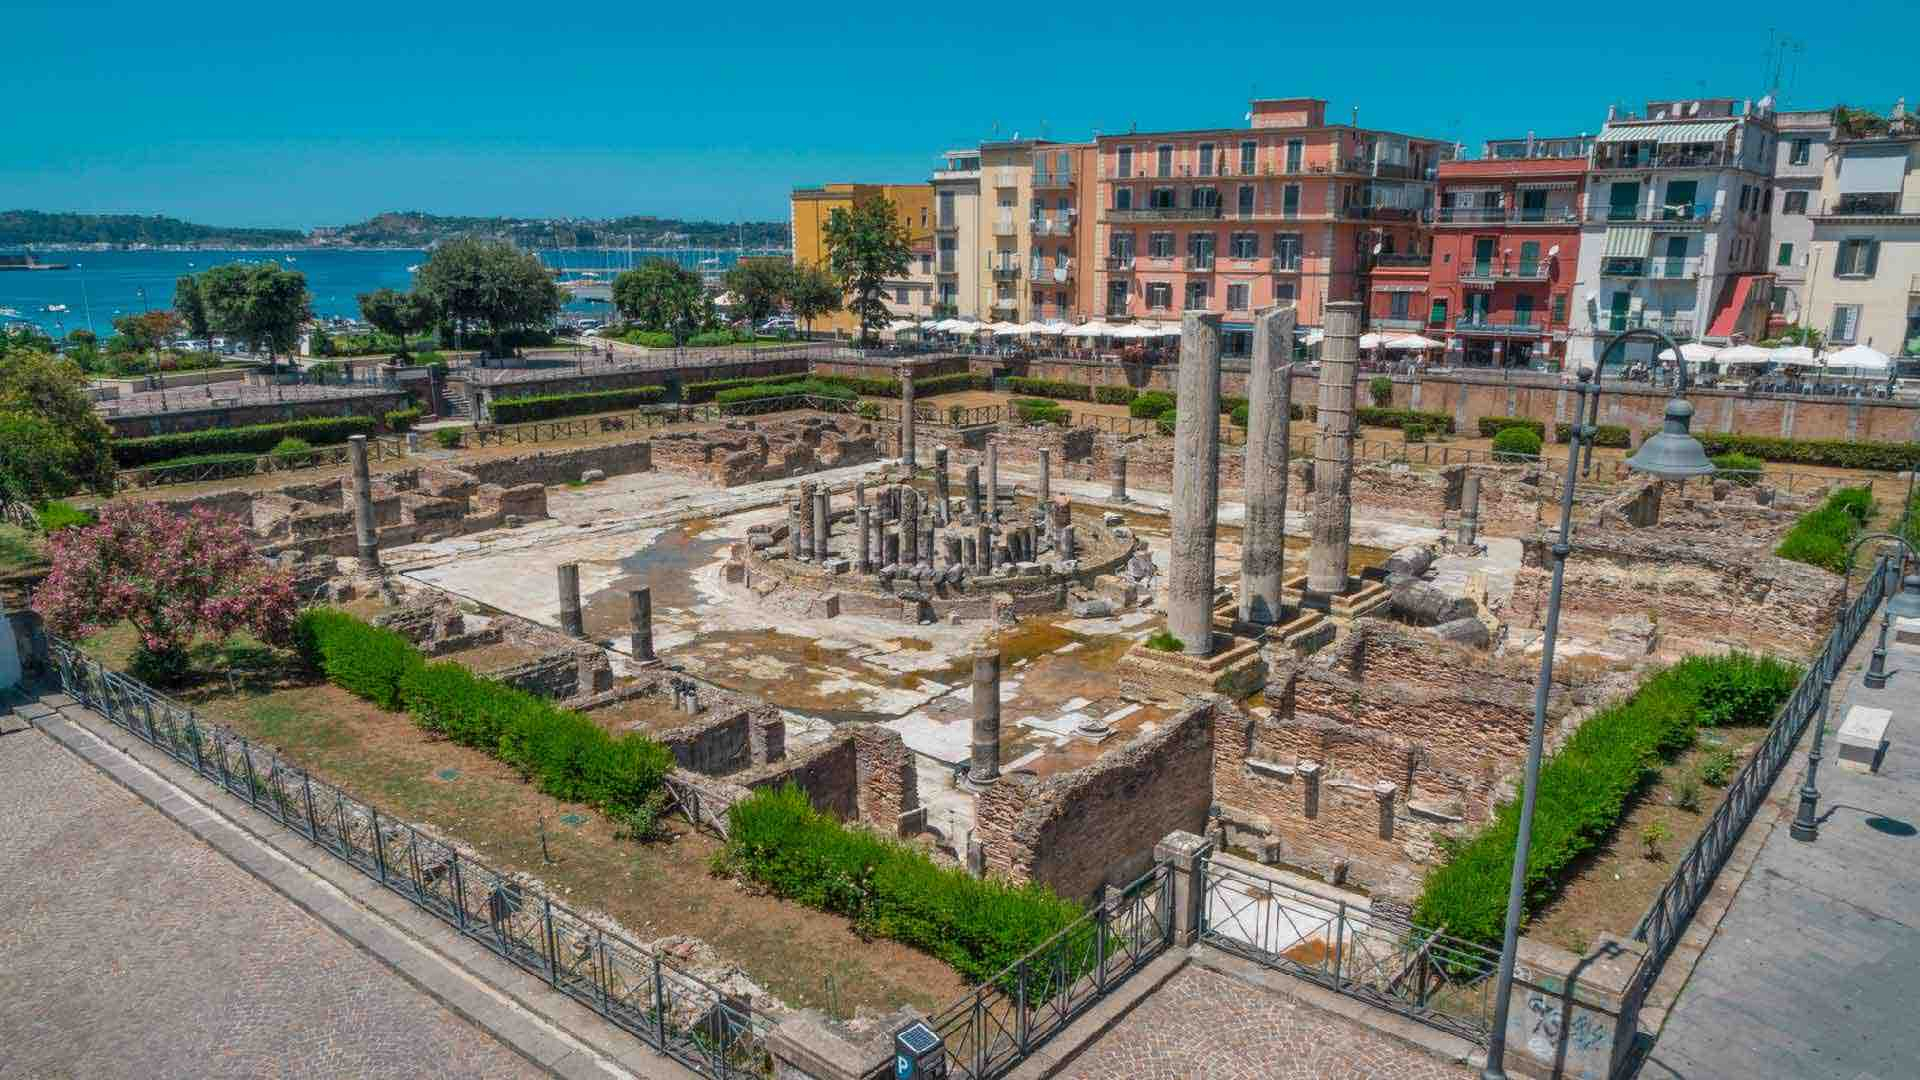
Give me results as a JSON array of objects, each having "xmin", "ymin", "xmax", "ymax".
[
  {"xmin": 1813, "ymin": 193, "xmax": 1920, "ymax": 220},
  {"xmin": 992, "ymin": 167, "xmax": 1020, "ymax": 188},
  {"xmin": 1371, "ymin": 316, "xmax": 1425, "ymax": 330},
  {"xmin": 1454, "ymin": 316, "xmax": 1548, "ymax": 337},
  {"xmin": 1591, "ymin": 147, "xmax": 1734, "ymax": 172},
  {"xmin": 1183, "ymin": 255, "xmax": 1217, "ymax": 272},
  {"xmin": 992, "ymin": 217, "xmax": 1018, "ymax": 237},
  {"xmin": 1432, "ymin": 206, "xmax": 1581, "ymax": 226},
  {"xmin": 1270, "ymin": 256, "xmax": 1302, "ymax": 273},
  {"xmin": 1031, "ymin": 260, "xmax": 1073, "ymax": 283},
  {"xmin": 1595, "ymin": 313, "xmax": 1696, "ymax": 339},
  {"xmin": 987, "ymin": 258, "xmax": 1022, "ymax": 281},
  {"xmin": 1459, "ymin": 262, "xmax": 1550, "ymax": 285},
  {"xmin": 1106, "ymin": 205, "xmax": 1224, "ymax": 222},
  {"xmin": 1032, "ymin": 169, "xmax": 1073, "ymax": 188},
  {"xmin": 1599, "ymin": 256, "xmax": 1702, "ymax": 280},
  {"xmin": 936, "ymin": 255, "xmax": 957, "ymax": 275},
  {"xmin": 1585, "ymin": 204, "xmax": 1717, "ymax": 226},
  {"xmin": 1105, "ymin": 255, "xmax": 1136, "ymax": 272},
  {"xmin": 991, "ymin": 297, "xmax": 1020, "ymax": 313},
  {"xmin": 1033, "ymin": 215, "xmax": 1075, "ymax": 237},
  {"xmin": 1336, "ymin": 205, "xmax": 1421, "ymax": 221},
  {"xmin": 934, "ymin": 218, "xmax": 958, "ymax": 233},
  {"xmin": 1371, "ymin": 253, "xmax": 1432, "ymax": 270},
  {"xmin": 1910, "ymin": 273, "xmax": 1920, "ymax": 294}
]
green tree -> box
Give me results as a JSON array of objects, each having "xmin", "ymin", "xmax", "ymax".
[
  {"xmin": 822, "ymin": 197, "xmax": 911, "ymax": 344},
  {"xmin": 356, "ymin": 287, "xmax": 440, "ymax": 357},
  {"xmin": 611, "ymin": 259, "xmax": 711, "ymax": 342},
  {"xmin": 722, "ymin": 257, "xmax": 794, "ymax": 327},
  {"xmin": 0, "ymin": 410, "xmax": 81, "ymax": 506},
  {"xmin": 0, "ymin": 350, "xmax": 115, "ymax": 494},
  {"xmin": 0, "ymin": 326, "xmax": 54, "ymax": 360},
  {"xmin": 785, "ymin": 263, "xmax": 841, "ymax": 335},
  {"xmin": 414, "ymin": 238, "xmax": 563, "ymax": 357},
  {"xmin": 111, "ymin": 310, "xmax": 180, "ymax": 355},
  {"xmin": 195, "ymin": 261, "xmax": 312, "ymax": 368},
  {"xmin": 174, "ymin": 274, "xmax": 210, "ymax": 341}
]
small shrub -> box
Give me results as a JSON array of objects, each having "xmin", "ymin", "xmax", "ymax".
[
  {"xmin": 1144, "ymin": 629, "xmax": 1184, "ymax": 652},
  {"xmin": 1695, "ymin": 432, "xmax": 1920, "ymax": 471},
  {"xmin": 1775, "ymin": 487, "xmax": 1875, "ymax": 573},
  {"xmin": 1130, "ymin": 391, "xmax": 1175, "ymax": 419},
  {"xmin": 384, "ymin": 407, "xmax": 423, "ymax": 432},
  {"xmin": 35, "ymin": 501, "xmax": 94, "ymax": 532},
  {"xmin": 1006, "ymin": 376, "xmax": 1092, "ymax": 402},
  {"xmin": 857, "ymin": 401, "xmax": 882, "ymax": 420},
  {"xmin": 269, "ymin": 436, "xmax": 313, "ymax": 457},
  {"xmin": 1356, "ymin": 407, "xmax": 1453, "ymax": 433},
  {"xmin": 1155, "ymin": 404, "xmax": 1178, "ymax": 436},
  {"xmin": 1556, "ymin": 422, "xmax": 1631, "ymax": 447},
  {"xmin": 1640, "ymin": 820, "xmax": 1671, "ymax": 860},
  {"xmin": 1673, "ymin": 774, "xmax": 1702, "ymax": 812},
  {"xmin": 1011, "ymin": 398, "xmax": 1070, "ymax": 426},
  {"xmin": 1403, "ymin": 421, "xmax": 1427, "ymax": 443},
  {"xmin": 1230, "ymin": 402, "xmax": 1250, "ymax": 428},
  {"xmin": 1095, "ymin": 385, "xmax": 1139, "ymax": 406},
  {"xmin": 1369, "ymin": 375, "xmax": 1394, "ymax": 408},
  {"xmin": 1492, "ymin": 426, "xmax": 1543, "ymax": 460},
  {"xmin": 1478, "ymin": 416, "xmax": 1545, "ymax": 440},
  {"xmin": 433, "ymin": 428, "xmax": 462, "ymax": 450},
  {"xmin": 1698, "ymin": 747, "xmax": 1737, "ymax": 787}
]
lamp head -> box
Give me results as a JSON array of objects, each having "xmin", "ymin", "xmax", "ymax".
[{"xmin": 1625, "ymin": 398, "xmax": 1716, "ymax": 480}]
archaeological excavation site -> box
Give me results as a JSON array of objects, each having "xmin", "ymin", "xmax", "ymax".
[{"xmin": 35, "ymin": 302, "xmax": 1877, "ymax": 1079}]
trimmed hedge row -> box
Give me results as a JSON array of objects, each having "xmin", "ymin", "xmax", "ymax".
[
  {"xmin": 1478, "ymin": 416, "xmax": 1545, "ymax": 439},
  {"xmin": 713, "ymin": 378, "xmax": 857, "ymax": 411},
  {"xmin": 1775, "ymin": 486, "xmax": 1875, "ymax": 573},
  {"xmin": 1094, "ymin": 386, "xmax": 1138, "ymax": 406},
  {"xmin": 384, "ymin": 407, "xmax": 423, "ymax": 432},
  {"xmin": 810, "ymin": 372, "xmax": 990, "ymax": 399},
  {"xmin": 1696, "ymin": 432, "xmax": 1920, "ymax": 472},
  {"xmin": 293, "ymin": 609, "xmax": 673, "ymax": 818},
  {"xmin": 1557, "ymin": 422, "xmax": 1631, "ymax": 448},
  {"xmin": 1011, "ymin": 397, "xmax": 1071, "ymax": 425},
  {"xmin": 1357, "ymin": 406, "xmax": 1453, "ymax": 434},
  {"xmin": 490, "ymin": 386, "xmax": 666, "ymax": 424},
  {"xmin": 1413, "ymin": 652, "xmax": 1800, "ymax": 952},
  {"xmin": 1006, "ymin": 376, "xmax": 1093, "ymax": 402},
  {"xmin": 114, "ymin": 416, "xmax": 376, "ymax": 468},
  {"xmin": 717, "ymin": 784, "xmax": 1082, "ymax": 983},
  {"xmin": 684, "ymin": 372, "xmax": 808, "ymax": 403}
]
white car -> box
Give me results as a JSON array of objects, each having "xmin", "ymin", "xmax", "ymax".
[{"xmin": 758, "ymin": 316, "xmax": 798, "ymax": 333}]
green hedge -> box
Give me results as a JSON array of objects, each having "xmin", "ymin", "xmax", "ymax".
[
  {"xmin": 490, "ymin": 386, "xmax": 666, "ymax": 424},
  {"xmin": 717, "ymin": 785, "xmax": 1082, "ymax": 983},
  {"xmin": 1154, "ymin": 405, "xmax": 1178, "ymax": 436},
  {"xmin": 1556, "ymin": 423, "xmax": 1631, "ymax": 448},
  {"xmin": 1129, "ymin": 391, "xmax": 1175, "ymax": 419},
  {"xmin": 1478, "ymin": 416, "xmax": 1545, "ymax": 439},
  {"xmin": 1357, "ymin": 407, "xmax": 1453, "ymax": 434},
  {"xmin": 1492, "ymin": 426, "xmax": 1543, "ymax": 459},
  {"xmin": 684, "ymin": 373, "xmax": 808, "ymax": 403},
  {"xmin": 1695, "ymin": 432, "xmax": 1920, "ymax": 472},
  {"xmin": 1011, "ymin": 397, "xmax": 1071, "ymax": 425},
  {"xmin": 1414, "ymin": 652, "xmax": 1800, "ymax": 951},
  {"xmin": 1775, "ymin": 486, "xmax": 1875, "ymax": 573},
  {"xmin": 294, "ymin": 609, "xmax": 673, "ymax": 817},
  {"xmin": 114, "ymin": 416, "xmax": 377, "ymax": 468},
  {"xmin": 384, "ymin": 407, "xmax": 423, "ymax": 432},
  {"xmin": 1094, "ymin": 386, "xmax": 1138, "ymax": 406},
  {"xmin": 806, "ymin": 372, "xmax": 989, "ymax": 399},
  {"xmin": 713, "ymin": 379, "xmax": 857, "ymax": 412},
  {"xmin": 1006, "ymin": 376, "xmax": 1093, "ymax": 402}
]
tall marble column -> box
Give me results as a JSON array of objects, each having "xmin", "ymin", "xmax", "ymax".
[
  {"xmin": 933, "ymin": 445, "xmax": 951, "ymax": 525},
  {"xmin": 899, "ymin": 364, "xmax": 917, "ymax": 467},
  {"xmin": 1110, "ymin": 447, "xmax": 1129, "ymax": 503},
  {"xmin": 1037, "ymin": 446, "xmax": 1051, "ymax": 508},
  {"xmin": 970, "ymin": 646, "xmax": 1001, "ymax": 785},
  {"xmin": 1168, "ymin": 311, "xmax": 1223, "ymax": 657},
  {"xmin": 557, "ymin": 563, "xmax": 585, "ymax": 639},
  {"xmin": 629, "ymin": 587, "xmax": 655, "ymax": 661},
  {"xmin": 1240, "ymin": 305, "xmax": 1296, "ymax": 626},
  {"xmin": 1308, "ymin": 301, "xmax": 1360, "ymax": 596},
  {"xmin": 986, "ymin": 439, "xmax": 1000, "ymax": 523},
  {"xmin": 348, "ymin": 435, "xmax": 379, "ymax": 570}
]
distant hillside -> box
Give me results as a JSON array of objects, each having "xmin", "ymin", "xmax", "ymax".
[
  {"xmin": 0, "ymin": 210, "xmax": 305, "ymax": 247},
  {"xmin": 324, "ymin": 211, "xmax": 788, "ymax": 249}
]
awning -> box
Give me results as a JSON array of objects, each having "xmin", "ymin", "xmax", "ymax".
[
  {"xmin": 1594, "ymin": 119, "xmax": 1735, "ymax": 145},
  {"xmin": 1371, "ymin": 283, "xmax": 1426, "ymax": 293},
  {"xmin": 1837, "ymin": 148, "xmax": 1907, "ymax": 194},
  {"xmin": 1603, "ymin": 227, "xmax": 1654, "ymax": 258},
  {"xmin": 1515, "ymin": 181, "xmax": 1578, "ymax": 191}
]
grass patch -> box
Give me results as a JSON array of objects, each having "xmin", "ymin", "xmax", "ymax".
[{"xmin": 1774, "ymin": 486, "xmax": 1875, "ymax": 573}]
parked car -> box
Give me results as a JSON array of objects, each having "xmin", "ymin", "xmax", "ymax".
[{"xmin": 758, "ymin": 316, "xmax": 798, "ymax": 334}]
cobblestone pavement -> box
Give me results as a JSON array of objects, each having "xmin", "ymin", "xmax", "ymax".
[
  {"xmin": 1060, "ymin": 962, "xmax": 1470, "ymax": 1080},
  {"xmin": 0, "ymin": 724, "xmax": 543, "ymax": 1080}
]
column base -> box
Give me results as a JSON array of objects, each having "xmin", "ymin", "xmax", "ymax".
[
  {"xmin": 1122, "ymin": 630, "xmax": 1266, "ymax": 703},
  {"xmin": 1282, "ymin": 574, "xmax": 1391, "ymax": 621},
  {"xmin": 1218, "ymin": 599, "xmax": 1336, "ymax": 657}
]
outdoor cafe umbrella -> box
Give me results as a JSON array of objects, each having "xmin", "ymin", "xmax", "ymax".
[
  {"xmin": 1386, "ymin": 334, "xmax": 1443, "ymax": 350},
  {"xmin": 1358, "ymin": 332, "xmax": 1392, "ymax": 350},
  {"xmin": 986, "ymin": 321, "xmax": 1026, "ymax": 335},
  {"xmin": 1823, "ymin": 343, "xmax": 1892, "ymax": 374},
  {"xmin": 1714, "ymin": 343, "xmax": 1774, "ymax": 366},
  {"xmin": 1064, "ymin": 321, "xmax": 1112, "ymax": 338},
  {"xmin": 1657, "ymin": 342, "xmax": 1722, "ymax": 365}
]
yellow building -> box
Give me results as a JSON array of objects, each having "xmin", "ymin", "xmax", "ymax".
[{"xmin": 790, "ymin": 182, "xmax": 935, "ymax": 335}]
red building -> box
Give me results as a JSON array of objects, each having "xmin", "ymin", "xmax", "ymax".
[{"xmin": 1418, "ymin": 150, "xmax": 1589, "ymax": 369}]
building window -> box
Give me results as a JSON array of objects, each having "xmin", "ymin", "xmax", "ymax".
[
  {"xmin": 1282, "ymin": 184, "xmax": 1300, "ymax": 218},
  {"xmin": 1149, "ymin": 187, "xmax": 1175, "ymax": 209},
  {"xmin": 1227, "ymin": 283, "xmax": 1251, "ymax": 310},
  {"xmin": 1240, "ymin": 141, "xmax": 1257, "ymax": 174},
  {"xmin": 1198, "ymin": 143, "xmax": 1215, "ymax": 176},
  {"xmin": 1286, "ymin": 139, "xmax": 1303, "ymax": 172},
  {"xmin": 1514, "ymin": 294, "xmax": 1534, "ymax": 327},
  {"xmin": 1429, "ymin": 298, "xmax": 1448, "ymax": 326},
  {"xmin": 1831, "ymin": 304, "xmax": 1862, "ymax": 343},
  {"xmin": 1837, "ymin": 238, "xmax": 1880, "ymax": 277},
  {"xmin": 1192, "ymin": 187, "xmax": 1219, "ymax": 209},
  {"xmin": 1146, "ymin": 282, "xmax": 1172, "ymax": 309},
  {"xmin": 1115, "ymin": 187, "xmax": 1133, "ymax": 210},
  {"xmin": 937, "ymin": 190, "xmax": 955, "ymax": 227},
  {"xmin": 1273, "ymin": 233, "xmax": 1301, "ymax": 270},
  {"xmin": 1110, "ymin": 231, "xmax": 1135, "ymax": 259},
  {"xmin": 896, "ymin": 287, "xmax": 910, "ymax": 305},
  {"xmin": 1117, "ymin": 146, "xmax": 1133, "ymax": 179},
  {"xmin": 1388, "ymin": 292, "xmax": 1410, "ymax": 320},
  {"xmin": 1184, "ymin": 280, "xmax": 1209, "ymax": 309},
  {"xmin": 1186, "ymin": 232, "xmax": 1215, "ymax": 268},
  {"xmin": 1157, "ymin": 144, "xmax": 1173, "ymax": 177},
  {"xmin": 1783, "ymin": 190, "xmax": 1808, "ymax": 214},
  {"xmin": 1550, "ymin": 293, "xmax": 1567, "ymax": 326},
  {"xmin": 1237, "ymin": 185, "xmax": 1254, "ymax": 216},
  {"xmin": 1230, "ymin": 232, "xmax": 1258, "ymax": 259},
  {"xmin": 1777, "ymin": 242, "xmax": 1794, "ymax": 267},
  {"xmin": 1276, "ymin": 283, "xmax": 1297, "ymax": 303},
  {"xmin": 1149, "ymin": 232, "xmax": 1174, "ymax": 258},
  {"xmin": 1790, "ymin": 138, "xmax": 1810, "ymax": 165}
]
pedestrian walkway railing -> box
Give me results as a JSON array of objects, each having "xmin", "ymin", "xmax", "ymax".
[
  {"xmin": 44, "ymin": 638, "xmax": 774, "ymax": 1080},
  {"xmin": 1628, "ymin": 554, "xmax": 1897, "ymax": 998},
  {"xmin": 115, "ymin": 436, "xmax": 409, "ymax": 489},
  {"xmin": 894, "ymin": 861, "xmax": 1174, "ymax": 1080},
  {"xmin": 1198, "ymin": 857, "xmax": 1502, "ymax": 1044}
]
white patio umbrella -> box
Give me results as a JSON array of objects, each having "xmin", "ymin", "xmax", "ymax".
[
  {"xmin": 1359, "ymin": 332, "xmax": 1392, "ymax": 350},
  {"xmin": 1714, "ymin": 343, "xmax": 1774, "ymax": 365},
  {"xmin": 1110, "ymin": 323, "xmax": 1155, "ymax": 340},
  {"xmin": 1039, "ymin": 319, "xmax": 1073, "ymax": 334},
  {"xmin": 1657, "ymin": 342, "xmax": 1721, "ymax": 364},
  {"xmin": 1824, "ymin": 343, "xmax": 1892, "ymax": 373},
  {"xmin": 1065, "ymin": 321, "xmax": 1111, "ymax": 338},
  {"xmin": 1016, "ymin": 321, "xmax": 1050, "ymax": 335},
  {"xmin": 918, "ymin": 319, "xmax": 942, "ymax": 330},
  {"xmin": 1771, "ymin": 344, "xmax": 1818, "ymax": 365},
  {"xmin": 1386, "ymin": 334, "xmax": 1443, "ymax": 350},
  {"xmin": 1150, "ymin": 322, "xmax": 1183, "ymax": 337},
  {"xmin": 1300, "ymin": 328, "xmax": 1325, "ymax": 346}
]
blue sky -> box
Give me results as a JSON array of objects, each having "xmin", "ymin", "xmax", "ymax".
[{"xmin": 2, "ymin": 1, "xmax": 1909, "ymax": 228}]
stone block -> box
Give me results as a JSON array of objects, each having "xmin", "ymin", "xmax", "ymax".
[
  {"xmin": 581, "ymin": 468, "xmax": 606, "ymax": 483},
  {"xmin": 1103, "ymin": 512, "xmax": 1125, "ymax": 526},
  {"xmin": 1837, "ymin": 704, "xmax": 1891, "ymax": 773},
  {"xmin": 1431, "ymin": 616, "xmax": 1490, "ymax": 649},
  {"xmin": 1070, "ymin": 598, "xmax": 1114, "ymax": 618},
  {"xmin": 1896, "ymin": 616, "xmax": 1920, "ymax": 646},
  {"xmin": 1382, "ymin": 543, "xmax": 1434, "ymax": 579}
]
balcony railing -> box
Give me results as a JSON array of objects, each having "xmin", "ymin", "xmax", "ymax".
[
  {"xmin": 1371, "ymin": 316, "xmax": 1425, "ymax": 330},
  {"xmin": 1596, "ymin": 313, "xmax": 1695, "ymax": 339},
  {"xmin": 1814, "ymin": 193, "xmax": 1920, "ymax": 219},
  {"xmin": 1033, "ymin": 216, "xmax": 1075, "ymax": 237},
  {"xmin": 1270, "ymin": 256, "xmax": 1302, "ymax": 272},
  {"xmin": 1337, "ymin": 205, "xmax": 1421, "ymax": 221},
  {"xmin": 1459, "ymin": 263, "xmax": 1550, "ymax": 284},
  {"xmin": 1371, "ymin": 253, "xmax": 1431, "ymax": 269},
  {"xmin": 1591, "ymin": 148, "xmax": 1734, "ymax": 171},
  {"xmin": 1030, "ymin": 260, "xmax": 1073, "ymax": 282},
  {"xmin": 991, "ymin": 297, "xmax": 1020, "ymax": 312},
  {"xmin": 1599, "ymin": 256, "xmax": 1703, "ymax": 280},
  {"xmin": 1455, "ymin": 316, "xmax": 1548, "ymax": 336},
  {"xmin": 1107, "ymin": 206, "xmax": 1224, "ymax": 222},
  {"xmin": 1183, "ymin": 255, "xmax": 1217, "ymax": 271},
  {"xmin": 934, "ymin": 218, "xmax": 958, "ymax": 232},
  {"xmin": 1585, "ymin": 203, "xmax": 1718, "ymax": 225},
  {"xmin": 987, "ymin": 259, "xmax": 1022, "ymax": 280},
  {"xmin": 992, "ymin": 217, "xmax": 1018, "ymax": 237},
  {"xmin": 936, "ymin": 255, "xmax": 957, "ymax": 274},
  {"xmin": 1105, "ymin": 255, "xmax": 1136, "ymax": 272},
  {"xmin": 1032, "ymin": 169, "xmax": 1073, "ymax": 188},
  {"xmin": 1432, "ymin": 206, "xmax": 1581, "ymax": 225}
]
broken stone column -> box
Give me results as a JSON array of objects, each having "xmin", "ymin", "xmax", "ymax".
[
  {"xmin": 853, "ymin": 480, "xmax": 865, "ymax": 507},
  {"xmin": 557, "ymin": 563, "xmax": 585, "ymax": 639},
  {"xmin": 899, "ymin": 364, "xmax": 917, "ymax": 466},
  {"xmin": 795, "ymin": 481, "xmax": 816, "ymax": 561},
  {"xmin": 901, "ymin": 488, "xmax": 920, "ymax": 563},
  {"xmin": 970, "ymin": 647, "xmax": 1001, "ymax": 785},
  {"xmin": 856, "ymin": 505, "xmax": 873, "ymax": 573},
  {"xmin": 934, "ymin": 445, "xmax": 951, "ymax": 525},
  {"xmin": 965, "ymin": 464, "xmax": 983, "ymax": 521},
  {"xmin": 944, "ymin": 534, "xmax": 963, "ymax": 567},
  {"xmin": 1167, "ymin": 312, "xmax": 1223, "ymax": 657},
  {"xmin": 963, "ymin": 534, "xmax": 979, "ymax": 568},
  {"xmin": 348, "ymin": 435, "xmax": 379, "ymax": 570},
  {"xmin": 1240, "ymin": 305, "xmax": 1296, "ymax": 626},
  {"xmin": 1458, "ymin": 473, "xmax": 1482, "ymax": 547},
  {"xmin": 921, "ymin": 522, "xmax": 936, "ymax": 563},
  {"xmin": 1111, "ymin": 447, "xmax": 1129, "ymax": 503},
  {"xmin": 1037, "ymin": 446, "xmax": 1052, "ymax": 507},
  {"xmin": 987, "ymin": 439, "xmax": 1001, "ymax": 523},
  {"xmin": 629, "ymin": 587, "xmax": 655, "ymax": 661},
  {"xmin": 1308, "ymin": 301, "xmax": 1361, "ymax": 596},
  {"xmin": 885, "ymin": 529, "xmax": 901, "ymax": 568},
  {"xmin": 1060, "ymin": 524, "xmax": 1077, "ymax": 560},
  {"xmin": 787, "ymin": 501, "xmax": 804, "ymax": 559},
  {"xmin": 812, "ymin": 487, "xmax": 831, "ymax": 561},
  {"xmin": 976, "ymin": 524, "xmax": 992, "ymax": 570}
]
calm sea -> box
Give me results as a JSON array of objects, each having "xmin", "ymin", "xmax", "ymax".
[{"xmin": 0, "ymin": 247, "xmax": 757, "ymax": 336}]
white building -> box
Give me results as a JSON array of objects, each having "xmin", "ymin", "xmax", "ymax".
[
  {"xmin": 1768, "ymin": 109, "xmax": 1835, "ymax": 325},
  {"xmin": 1567, "ymin": 97, "xmax": 1778, "ymax": 369},
  {"xmin": 1806, "ymin": 105, "xmax": 1920, "ymax": 358},
  {"xmin": 932, "ymin": 150, "xmax": 982, "ymax": 319}
]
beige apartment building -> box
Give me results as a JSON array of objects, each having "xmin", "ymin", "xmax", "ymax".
[
  {"xmin": 933, "ymin": 149, "xmax": 982, "ymax": 319},
  {"xmin": 1807, "ymin": 112, "xmax": 1920, "ymax": 356}
]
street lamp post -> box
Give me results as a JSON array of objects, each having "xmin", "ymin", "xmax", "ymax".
[
  {"xmin": 1790, "ymin": 538, "xmax": 1920, "ymax": 841},
  {"xmin": 1481, "ymin": 330, "xmax": 1714, "ymax": 1080}
]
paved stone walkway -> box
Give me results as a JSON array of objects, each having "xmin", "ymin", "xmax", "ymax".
[
  {"xmin": 0, "ymin": 723, "xmax": 543, "ymax": 1079},
  {"xmin": 1059, "ymin": 962, "xmax": 1469, "ymax": 1080},
  {"xmin": 1645, "ymin": 592, "xmax": 1920, "ymax": 1080}
]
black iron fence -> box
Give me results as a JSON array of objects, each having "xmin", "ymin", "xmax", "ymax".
[
  {"xmin": 115, "ymin": 436, "xmax": 408, "ymax": 489},
  {"xmin": 905, "ymin": 861, "xmax": 1175, "ymax": 1080},
  {"xmin": 1628, "ymin": 555, "xmax": 1897, "ymax": 1000},
  {"xmin": 45, "ymin": 639, "xmax": 773, "ymax": 1080},
  {"xmin": 1198, "ymin": 856, "xmax": 1502, "ymax": 1044}
]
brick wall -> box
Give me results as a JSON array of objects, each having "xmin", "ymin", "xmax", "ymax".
[
  {"xmin": 104, "ymin": 389, "xmax": 414, "ymax": 438},
  {"xmin": 462, "ymin": 440, "xmax": 655, "ymax": 488}
]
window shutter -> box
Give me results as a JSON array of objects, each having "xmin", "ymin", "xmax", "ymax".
[{"xmin": 1866, "ymin": 241, "xmax": 1881, "ymax": 277}]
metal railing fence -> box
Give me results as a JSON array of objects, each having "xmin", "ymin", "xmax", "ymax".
[
  {"xmin": 115, "ymin": 436, "xmax": 407, "ymax": 489},
  {"xmin": 1198, "ymin": 857, "xmax": 1502, "ymax": 1044},
  {"xmin": 45, "ymin": 639, "xmax": 773, "ymax": 1080}
]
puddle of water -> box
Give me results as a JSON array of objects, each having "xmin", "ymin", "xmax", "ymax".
[{"xmin": 579, "ymin": 523, "xmax": 731, "ymax": 636}]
